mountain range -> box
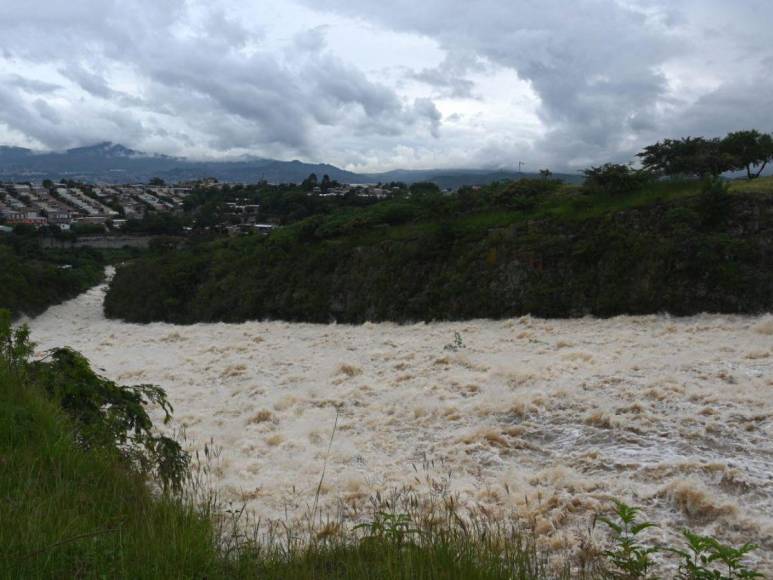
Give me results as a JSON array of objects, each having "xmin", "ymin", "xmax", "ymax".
[{"xmin": 0, "ymin": 142, "xmax": 582, "ymax": 187}]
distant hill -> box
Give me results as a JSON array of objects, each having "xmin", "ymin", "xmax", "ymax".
[
  {"xmin": 0, "ymin": 142, "xmax": 582, "ymax": 187},
  {"xmin": 373, "ymin": 169, "xmax": 583, "ymax": 188}
]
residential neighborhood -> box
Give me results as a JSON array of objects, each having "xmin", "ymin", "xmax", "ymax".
[
  {"xmin": 0, "ymin": 177, "xmax": 407, "ymax": 236},
  {"xmin": 0, "ymin": 181, "xmax": 192, "ymax": 231}
]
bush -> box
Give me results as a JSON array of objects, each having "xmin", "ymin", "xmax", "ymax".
[
  {"xmin": 0, "ymin": 311, "xmax": 189, "ymax": 492},
  {"xmin": 489, "ymin": 178, "xmax": 562, "ymax": 209},
  {"xmin": 71, "ymin": 222, "xmax": 106, "ymax": 235},
  {"xmin": 582, "ymin": 164, "xmax": 649, "ymax": 195},
  {"xmin": 409, "ymin": 181, "xmax": 441, "ymax": 197}
]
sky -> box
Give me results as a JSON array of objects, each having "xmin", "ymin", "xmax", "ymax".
[{"xmin": 1, "ymin": 0, "xmax": 772, "ymax": 172}]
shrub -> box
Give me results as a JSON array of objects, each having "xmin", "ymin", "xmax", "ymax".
[
  {"xmin": 443, "ymin": 332, "xmax": 466, "ymax": 352},
  {"xmin": 673, "ymin": 530, "xmax": 763, "ymax": 579},
  {"xmin": 0, "ymin": 310, "xmax": 189, "ymax": 493},
  {"xmin": 489, "ymin": 178, "xmax": 562, "ymax": 209},
  {"xmin": 582, "ymin": 164, "xmax": 649, "ymax": 195},
  {"xmin": 409, "ymin": 181, "xmax": 442, "ymax": 197},
  {"xmin": 598, "ymin": 501, "xmax": 659, "ymax": 578},
  {"xmin": 598, "ymin": 501, "xmax": 764, "ymax": 579},
  {"xmin": 0, "ymin": 310, "xmax": 34, "ymax": 380}
]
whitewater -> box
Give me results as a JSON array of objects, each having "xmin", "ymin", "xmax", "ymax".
[{"xmin": 26, "ymin": 279, "xmax": 773, "ymax": 569}]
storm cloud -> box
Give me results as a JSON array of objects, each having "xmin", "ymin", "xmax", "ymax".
[{"xmin": 1, "ymin": 0, "xmax": 771, "ymax": 171}]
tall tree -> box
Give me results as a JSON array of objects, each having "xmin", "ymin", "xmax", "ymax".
[
  {"xmin": 721, "ymin": 130, "xmax": 773, "ymax": 179},
  {"xmin": 320, "ymin": 174, "xmax": 332, "ymax": 193},
  {"xmin": 638, "ymin": 137, "xmax": 733, "ymax": 178},
  {"xmin": 301, "ymin": 173, "xmax": 318, "ymax": 191}
]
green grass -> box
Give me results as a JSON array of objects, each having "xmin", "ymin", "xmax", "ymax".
[
  {"xmin": 729, "ymin": 175, "xmax": 773, "ymax": 194},
  {"xmin": 348, "ymin": 179, "xmax": 708, "ymax": 242},
  {"xmin": 313, "ymin": 179, "xmax": 708, "ymax": 242},
  {"xmin": 0, "ymin": 366, "xmax": 221, "ymax": 579}
]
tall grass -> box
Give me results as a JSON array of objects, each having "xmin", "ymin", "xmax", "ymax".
[{"xmin": 0, "ymin": 365, "xmax": 221, "ymax": 579}]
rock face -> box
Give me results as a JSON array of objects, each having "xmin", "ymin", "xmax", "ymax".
[{"xmin": 105, "ymin": 193, "xmax": 773, "ymax": 324}]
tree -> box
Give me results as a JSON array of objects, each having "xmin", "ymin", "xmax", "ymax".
[
  {"xmin": 301, "ymin": 173, "xmax": 318, "ymax": 191},
  {"xmin": 539, "ymin": 169, "xmax": 553, "ymax": 180},
  {"xmin": 721, "ymin": 130, "xmax": 773, "ymax": 179},
  {"xmin": 409, "ymin": 181, "xmax": 441, "ymax": 196},
  {"xmin": 320, "ymin": 174, "xmax": 332, "ymax": 194},
  {"xmin": 582, "ymin": 163, "xmax": 648, "ymax": 194},
  {"xmin": 12, "ymin": 223, "xmax": 37, "ymax": 237},
  {"xmin": 637, "ymin": 137, "xmax": 733, "ymax": 178},
  {"xmin": 42, "ymin": 179, "xmax": 54, "ymax": 189},
  {"xmin": 149, "ymin": 177, "xmax": 166, "ymax": 186}
]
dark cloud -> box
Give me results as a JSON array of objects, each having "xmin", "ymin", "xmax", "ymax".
[
  {"xmin": 0, "ymin": 0, "xmax": 441, "ymax": 159},
  {"xmin": 296, "ymin": 0, "xmax": 773, "ymax": 167},
  {"xmin": 409, "ymin": 52, "xmax": 481, "ymax": 99},
  {"xmin": 59, "ymin": 64, "xmax": 119, "ymax": 99},
  {"xmin": 666, "ymin": 79, "xmax": 773, "ymax": 138},
  {"xmin": 296, "ymin": 0, "xmax": 681, "ymax": 166},
  {"xmin": 0, "ymin": 0, "xmax": 772, "ymax": 169}
]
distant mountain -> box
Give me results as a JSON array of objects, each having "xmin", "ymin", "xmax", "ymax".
[
  {"xmin": 64, "ymin": 142, "xmax": 152, "ymax": 158},
  {"xmin": 0, "ymin": 142, "xmax": 582, "ymax": 187},
  {"xmin": 0, "ymin": 146, "xmax": 35, "ymax": 162}
]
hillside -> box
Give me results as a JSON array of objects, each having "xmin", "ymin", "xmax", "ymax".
[
  {"xmin": 0, "ymin": 239, "xmax": 107, "ymax": 319},
  {"xmin": 104, "ymin": 179, "xmax": 773, "ymax": 324}
]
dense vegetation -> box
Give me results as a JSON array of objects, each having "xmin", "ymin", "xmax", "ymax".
[
  {"xmin": 2, "ymin": 314, "xmax": 763, "ymax": 578},
  {"xmin": 0, "ymin": 235, "xmax": 108, "ymax": 319},
  {"xmin": 104, "ymin": 176, "xmax": 773, "ymax": 324},
  {"xmin": 181, "ymin": 179, "xmax": 387, "ymax": 229}
]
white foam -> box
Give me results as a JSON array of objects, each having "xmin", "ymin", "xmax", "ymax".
[{"xmin": 26, "ymin": 279, "xmax": 773, "ymax": 569}]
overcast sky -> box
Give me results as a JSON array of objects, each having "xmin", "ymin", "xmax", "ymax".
[{"xmin": 1, "ymin": 0, "xmax": 772, "ymax": 171}]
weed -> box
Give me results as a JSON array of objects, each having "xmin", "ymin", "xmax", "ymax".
[
  {"xmin": 672, "ymin": 530, "xmax": 763, "ymax": 579},
  {"xmin": 0, "ymin": 309, "xmax": 34, "ymax": 379},
  {"xmin": 444, "ymin": 331, "xmax": 466, "ymax": 352},
  {"xmin": 598, "ymin": 501, "xmax": 660, "ymax": 578},
  {"xmin": 354, "ymin": 512, "xmax": 419, "ymax": 548},
  {"xmin": 598, "ymin": 501, "xmax": 764, "ymax": 580}
]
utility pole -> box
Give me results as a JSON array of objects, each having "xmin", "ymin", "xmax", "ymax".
[{"xmin": 517, "ymin": 161, "xmax": 525, "ymax": 177}]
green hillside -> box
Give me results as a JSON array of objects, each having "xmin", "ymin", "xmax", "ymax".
[
  {"xmin": 0, "ymin": 239, "xmax": 107, "ymax": 319},
  {"xmin": 104, "ymin": 178, "xmax": 773, "ymax": 324}
]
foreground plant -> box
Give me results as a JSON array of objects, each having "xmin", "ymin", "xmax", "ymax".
[
  {"xmin": 0, "ymin": 309, "xmax": 34, "ymax": 379},
  {"xmin": 598, "ymin": 501, "xmax": 660, "ymax": 578},
  {"xmin": 354, "ymin": 512, "xmax": 419, "ymax": 548},
  {"xmin": 598, "ymin": 500, "xmax": 765, "ymax": 580},
  {"xmin": 1, "ymin": 309, "xmax": 189, "ymax": 493},
  {"xmin": 672, "ymin": 530, "xmax": 763, "ymax": 580}
]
